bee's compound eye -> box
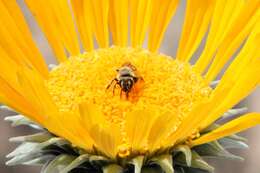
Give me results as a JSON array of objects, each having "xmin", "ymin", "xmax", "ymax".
[{"xmin": 127, "ymin": 80, "xmax": 131, "ymax": 85}]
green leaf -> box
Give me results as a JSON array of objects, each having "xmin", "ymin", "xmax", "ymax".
[
  {"xmin": 6, "ymin": 153, "xmax": 42, "ymax": 166},
  {"xmin": 48, "ymin": 64, "xmax": 57, "ymax": 70},
  {"xmin": 152, "ymin": 154, "xmax": 174, "ymax": 173},
  {"xmin": 174, "ymin": 145, "xmax": 192, "ymax": 166},
  {"xmin": 175, "ymin": 151, "xmax": 214, "ymax": 172},
  {"xmin": 222, "ymin": 108, "xmax": 248, "ymax": 119},
  {"xmin": 7, "ymin": 137, "xmax": 69, "ymax": 161},
  {"xmin": 182, "ymin": 167, "xmax": 210, "ymax": 173},
  {"xmin": 0, "ymin": 105, "xmax": 13, "ymax": 111},
  {"xmin": 9, "ymin": 132, "xmax": 53, "ymax": 143},
  {"xmin": 193, "ymin": 141, "xmax": 244, "ymax": 161},
  {"xmin": 6, "ymin": 142, "xmax": 39, "ymax": 158},
  {"xmin": 60, "ymin": 154, "xmax": 90, "ymax": 173},
  {"xmin": 89, "ymin": 155, "xmax": 109, "ymax": 165},
  {"xmin": 23, "ymin": 155, "xmax": 55, "ymax": 166},
  {"xmin": 41, "ymin": 154, "xmax": 76, "ymax": 173},
  {"xmin": 174, "ymin": 167, "xmax": 185, "ymax": 173},
  {"xmin": 130, "ymin": 156, "xmax": 144, "ymax": 173},
  {"xmin": 226, "ymin": 134, "xmax": 247, "ymax": 142},
  {"xmin": 5, "ymin": 115, "xmax": 42, "ymax": 129},
  {"xmin": 141, "ymin": 167, "xmax": 163, "ymax": 173},
  {"xmin": 218, "ymin": 137, "xmax": 248, "ymax": 149},
  {"xmin": 190, "ymin": 151, "xmax": 214, "ymax": 172},
  {"xmin": 103, "ymin": 164, "xmax": 123, "ymax": 173},
  {"xmin": 210, "ymin": 80, "xmax": 219, "ymax": 87}
]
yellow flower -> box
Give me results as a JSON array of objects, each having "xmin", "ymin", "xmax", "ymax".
[{"xmin": 0, "ymin": 0, "xmax": 259, "ymax": 165}]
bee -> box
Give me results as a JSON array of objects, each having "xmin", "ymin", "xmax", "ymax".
[{"xmin": 106, "ymin": 62, "xmax": 144, "ymax": 98}]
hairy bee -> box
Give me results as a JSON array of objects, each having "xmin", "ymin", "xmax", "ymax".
[{"xmin": 106, "ymin": 62, "xmax": 143, "ymax": 98}]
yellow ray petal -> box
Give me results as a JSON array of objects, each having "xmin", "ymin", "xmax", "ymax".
[
  {"xmin": 204, "ymin": 0, "xmax": 260, "ymax": 82},
  {"xmin": 79, "ymin": 103, "xmax": 107, "ymax": 132},
  {"xmin": 71, "ymin": 0, "xmax": 94, "ymax": 51},
  {"xmin": 191, "ymin": 113, "xmax": 260, "ymax": 146},
  {"xmin": 148, "ymin": 110, "xmax": 179, "ymax": 150},
  {"xmin": 125, "ymin": 108, "xmax": 158, "ymax": 150},
  {"xmin": 17, "ymin": 67, "xmax": 89, "ymax": 149},
  {"xmin": 199, "ymin": 21, "xmax": 260, "ymax": 128},
  {"xmin": 91, "ymin": 0, "xmax": 110, "ymax": 48},
  {"xmin": 25, "ymin": 0, "xmax": 80, "ymax": 62},
  {"xmin": 109, "ymin": 0, "xmax": 128, "ymax": 46},
  {"xmin": 148, "ymin": 0, "xmax": 179, "ymax": 52},
  {"xmin": 48, "ymin": 0, "xmax": 80, "ymax": 55},
  {"xmin": 214, "ymin": 21, "xmax": 260, "ymax": 92},
  {"xmin": 17, "ymin": 68, "xmax": 54, "ymax": 123},
  {"xmin": 90, "ymin": 124, "xmax": 121, "ymax": 158},
  {"xmin": 0, "ymin": 0, "xmax": 48, "ymax": 77},
  {"xmin": 194, "ymin": 0, "xmax": 245, "ymax": 74},
  {"xmin": 130, "ymin": 0, "xmax": 153, "ymax": 47},
  {"xmin": 79, "ymin": 103, "xmax": 121, "ymax": 157},
  {"xmin": 201, "ymin": 63, "xmax": 260, "ymax": 129},
  {"xmin": 164, "ymin": 100, "xmax": 209, "ymax": 146},
  {"xmin": 59, "ymin": 111, "xmax": 93, "ymax": 149},
  {"xmin": 178, "ymin": 56, "xmax": 259, "ymax": 142},
  {"xmin": 171, "ymin": 20, "xmax": 260, "ymax": 141},
  {"xmin": 175, "ymin": 62, "xmax": 259, "ymax": 143},
  {"xmin": 176, "ymin": 0, "xmax": 214, "ymax": 62},
  {"xmin": 17, "ymin": 67, "xmax": 64, "ymax": 135},
  {"xmin": 0, "ymin": 77, "xmax": 40, "ymax": 123},
  {"xmin": 0, "ymin": 47, "xmax": 21, "ymax": 92}
]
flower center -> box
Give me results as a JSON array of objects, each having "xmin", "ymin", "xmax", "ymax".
[{"xmin": 46, "ymin": 47, "xmax": 211, "ymax": 124}]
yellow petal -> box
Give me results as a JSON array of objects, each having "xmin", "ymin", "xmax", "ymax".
[
  {"xmin": 0, "ymin": 77, "xmax": 40, "ymax": 123},
  {"xmin": 191, "ymin": 113, "xmax": 260, "ymax": 146},
  {"xmin": 79, "ymin": 102, "xmax": 107, "ymax": 132},
  {"xmin": 48, "ymin": 0, "xmax": 80, "ymax": 55},
  {"xmin": 0, "ymin": 0, "xmax": 48, "ymax": 77},
  {"xmin": 148, "ymin": 110, "xmax": 179, "ymax": 150},
  {"xmin": 148, "ymin": 0, "xmax": 179, "ymax": 52},
  {"xmin": 125, "ymin": 108, "xmax": 158, "ymax": 150},
  {"xmin": 59, "ymin": 111, "xmax": 93, "ymax": 149},
  {"xmin": 109, "ymin": 0, "xmax": 128, "ymax": 46},
  {"xmin": 25, "ymin": 0, "xmax": 80, "ymax": 62},
  {"xmin": 199, "ymin": 21, "xmax": 260, "ymax": 129},
  {"xmin": 79, "ymin": 102, "xmax": 121, "ymax": 157},
  {"xmin": 194, "ymin": 0, "xmax": 245, "ymax": 74},
  {"xmin": 91, "ymin": 0, "xmax": 110, "ymax": 48},
  {"xmin": 204, "ymin": 0, "xmax": 260, "ymax": 82},
  {"xmin": 16, "ymin": 67, "xmax": 89, "ymax": 149},
  {"xmin": 89, "ymin": 124, "xmax": 121, "ymax": 158},
  {"xmin": 201, "ymin": 63, "xmax": 260, "ymax": 129},
  {"xmin": 0, "ymin": 47, "xmax": 21, "ymax": 92},
  {"xmin": 176, "ymin": 0, "xmax": 214, "ymax": 62},
  {"xmin": 164, "ymin": 100, "xmax": 209, "ymax": 146},
  {"xmin": 130, "ymin": 0, "xmax": 153, "ymax": 47},
  {"xmin": 71, "ymin": 0, "xmax": 94, "ymax": 51},
  {"xmin": 17, "ymin": 68, "xmax": 55, "ymax": 120},
  {"xmin": 167, "ymin": 20, "xmax": 260, "ymax": 143}
]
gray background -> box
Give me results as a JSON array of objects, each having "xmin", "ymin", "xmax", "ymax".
[{"xmin": 0, "ymin": 0, "xmax": 259, "ymax": 172}]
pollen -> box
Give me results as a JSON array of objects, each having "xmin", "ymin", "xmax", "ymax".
[{"xmin": 46, "ymin": 46, "xmax": 211, "ymax": 123}]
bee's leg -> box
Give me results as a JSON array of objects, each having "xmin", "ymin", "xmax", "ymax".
[
  {"xmin": 126, "ymin": 91, "xmax": 129, "ymax": 99},
  {"xmin": 106, "ymin": 78, "xmax": 119, "ymax": 91},
  {"xmin": 112, "ymin": 83, "xmax": 118, "ymax": 95},
  {"xmin": 106, "ymin": 79, "xmax": 115, "ymax": 90},
  {"xmin": 120, "ymin": 89, "xmax": 123, "ymax": 98}
]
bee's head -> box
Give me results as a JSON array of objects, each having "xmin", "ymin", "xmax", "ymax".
[{"xmin": 120, "ymin": 78, "xmax": 134, "ymax": 92}]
